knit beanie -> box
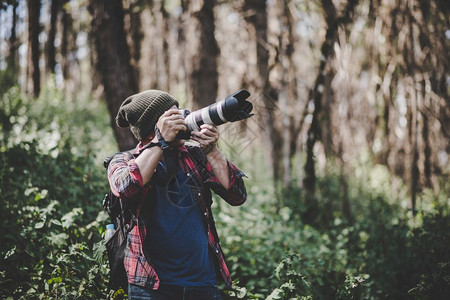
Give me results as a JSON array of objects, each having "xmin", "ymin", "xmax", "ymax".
[{"xmin": 116, "ymin": 90, "xmax": 179, "ymax": 141}]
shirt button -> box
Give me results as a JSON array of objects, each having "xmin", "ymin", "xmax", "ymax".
[
  {"xmin": 198, "ymin": 192, "xmax": 201, "ymax": 196},
  {"xmin": 187, "ymin": 173, "xmax": 190, "ymax": 177},
  {"xmin": 204, "ymin": 212, "xmax": 207, "ymax": 216}
]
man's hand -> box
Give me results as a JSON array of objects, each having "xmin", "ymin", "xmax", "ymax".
[
  {"xmin": 192, "ymin": 124, "xmax": 230, "ymax": 189},
  {"xmin": 191, "ymin": 124, "xmax": 219, "ymax": 154},
  {"xmin": 155, "ymin": 108, "xmax": 186, "ymax": 142}
]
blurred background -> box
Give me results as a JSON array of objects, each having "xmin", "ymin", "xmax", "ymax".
[{"xmin": 0, "ymin": 0, "xmax": 449, "ymax": 299}]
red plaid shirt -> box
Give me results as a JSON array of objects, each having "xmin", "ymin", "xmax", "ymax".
[{"xmin": 107, "ymin": 143, "xmax": 247, "ymax": 290}]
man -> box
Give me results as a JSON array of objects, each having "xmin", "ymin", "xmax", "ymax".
[{"xmin": 108, "ymin": 90, "xmax": 247, "ymax": 299}]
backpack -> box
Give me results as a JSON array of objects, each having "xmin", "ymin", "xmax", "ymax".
[
  {"xmin": 102, "ymin": 145, "xmax": 209, "ymax": 292},
  {"xmin": 103, "ymin": 150, "xmax": 136, "ymax": 293}
]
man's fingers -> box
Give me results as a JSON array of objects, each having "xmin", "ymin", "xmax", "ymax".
[
  {"xmin": 162, "ymin": 108, "xmax": 181, "ymax": 116},
  {"xmin": 201, "ymin": 129, "xmax": 218, "ymax": 138},
  {"xmin": 164, "ymin": 114, "xmax": 185, "ymax": 122},
  {"xmin": 200, "ymin": 124, "xmax": 218, "ymax": 132},
  {"xmin": 168, "ymin": 118, "xmax": 186, "ymax": 126},
  {"xmin": 174, "ymin": 124, "xmax": 187, "ymax": 132},
  {"xmin": 191, "ymin": 131, "xmax": 205, "ymax": 139}
]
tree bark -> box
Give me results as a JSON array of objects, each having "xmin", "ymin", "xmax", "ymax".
[
  {"xmin": 191, "ymin": 0, "xmax": 220, "ymax": 109},
  {"xmin": 126, "ymin": 0, "xmax": 143, "ymax": 89},
  {"xmin": 27, "ymin": 0, "xmax": 41, "ymax": 97},
  {"xmin": 148, "ymin": 0, "xmax": 169, "ymax": 91},
  {"xmin": 277, "ymin": 0, "xmax": 297, "ymax": 188},
  {"xmin": 303, "ymin": 0, "xmax": 337, "ymax": 194},
  {"xmin": 5, "ymin": 1, "xmax": 19, "ymax": 88},
  {"xmin": 303, "ymin": 0, "xmax": 358, "ymax": 194},
  {"xmin": 46, "ymin": 0, "xmax": 60, "ymax": 74},
  {"xmin": 160, "ymin": 0, "xmax": 171, "ymax": 92},
  {"xmin": 243, "ymin": 0, "xmax": 282, "ymax": 187},
  {"xmin": 61, "ymin": 0, "xmax": 72, "ymax": 80},
  {"xmin": 178, "ymin": 0, "xmax": 191, "ymax": 100},
  {"xmin": 89, "ymin": 0, "xmax": 138, "ymax": 151}
]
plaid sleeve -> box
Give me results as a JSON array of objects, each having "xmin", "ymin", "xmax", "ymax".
[
  {"xmin": 124, "ymin": 225, "xmax": 160, "ymax": 289},
  {"xmin": 205, "ymin": 161, "xmax": 247, "ymax": 206},
  {"xmin": 107, "ymin": 152, "xmax": 145, "ymax": 201}
]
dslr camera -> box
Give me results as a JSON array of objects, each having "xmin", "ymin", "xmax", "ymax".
[{"xmin": 176, "ymin": 89, "xmax": 253, "ymax": 140}]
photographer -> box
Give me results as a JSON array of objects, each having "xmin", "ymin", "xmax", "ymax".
[{"xmin": 107, "ymin": 90, "xmax": 247, "ymax": 300}]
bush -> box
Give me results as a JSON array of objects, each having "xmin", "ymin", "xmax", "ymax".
[
  {"xmin": 216, "ymin": 160, "xmax": 450, "ymax": 299},
  {"xmin": 1, "ymin": 86, "xmax": 449, "ymax": 299},
  {"xmin": 0, "ymin": 86, "xmax": 113, "ymax": 299}
]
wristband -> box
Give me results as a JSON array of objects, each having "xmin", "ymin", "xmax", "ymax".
[{"xmin": 154, "ymin": 126, "xmax": 170, "ymax": 150}]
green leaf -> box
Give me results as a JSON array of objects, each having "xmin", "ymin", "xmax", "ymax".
[
  {"xmin": 35, "ymin": 222, "xmax": 45, "ymax": 229},
  {"xmin": 61, "ymin": 208, "xmax": 83, "ymax": 229},
  {"xmin": 4, "ymin": 246, "xmax": 16, "ymax": 259},
  {"xmin": 48, "ymin": 232, "xmax": 69, "ymax": 247},
  {"xmin": 50, "ymin": 219, "xmax": 62, "ymax": 227},
  {"xmin": 93, "ymin": 240, "xmax": 107, "ymax": 262}
]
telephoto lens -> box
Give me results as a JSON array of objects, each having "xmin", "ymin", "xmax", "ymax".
[{"xmin": 176, "ymin": 90, "xmax": 253, "ymax": 140}]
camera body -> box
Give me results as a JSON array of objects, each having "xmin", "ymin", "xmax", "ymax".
[{"xmin": 176, "ymin": 89, "xmax": 253, "ymax": 140}]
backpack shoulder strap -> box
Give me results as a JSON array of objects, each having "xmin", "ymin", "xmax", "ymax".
[{"xmin": 104, "ymin": 149, "xmax": 135, "ymax": 169}]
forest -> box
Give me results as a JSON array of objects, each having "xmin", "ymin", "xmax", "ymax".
[{"xmin": 0, "ymin": 0, "xmax": 449, "ymax": 299}]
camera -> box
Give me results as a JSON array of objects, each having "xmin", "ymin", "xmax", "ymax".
[{"xmin": 176, "ymin": 89, "xmax": 253, "ymax": 140}]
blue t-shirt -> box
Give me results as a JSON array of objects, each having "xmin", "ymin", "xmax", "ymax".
[{"xmin": 146, "ymin": 161, "xmax": 217, "ymax": 287}]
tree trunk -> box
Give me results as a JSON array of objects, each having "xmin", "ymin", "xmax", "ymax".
[
  {"xmin": 61, "ymin": 0, "xmax": 72, "ymax": 80},
  {"xmin": 243, "ymin": 0, "xmax": 282, "ymax": 188},
  {"xmin": 160, "ymin": 1, "xmax": 171, "ymax": 92},
  {"xmin": 407, "ymin": 1, "xmax": 419, "ymax": 215},
  {"xmin": 148, "ymin": 0, "xmax": 169, "ymax": 91},
  {"xmin": 46, "ymin": 0, "xmax": 60, "ymax": 74},
  {"xmin": 27, "ymin": 0, "xmax": 41, "ymax": 97},
  {"xmin": 303, "ymin": 0, "xmax": 337, "ymax": 194},
  {"xmin": 5, "ymin": 1, "xmax": 19, "ymax": 88},
  {"xmin": 303, "ymin": 0, "xmax": 358, "ymax": 194},
  {"xmin": 277, "ymin": 0, "xmax": 298, "ymax": 188},
  {"xmin": 126, "ymin": 0, "xmax": 143, "ymax": 89},
  {"xmin": 409, "ymin": 91, "xmax": 419, "ymax": 215},
  {"xmin": 340, "ymin": 163, "xmax": 352, "ymax": 223},
  {"xmin": 178, "ymin": 0, "xmax": 191, "ymax": 100},
  {"xmin": 89, "ymin": 0, "xmax": 138, "ymax": 151},
  {"xmin": 422, "ymin": 111, "xmax": 433, "ymax": 189},
  {"xmin": 60, "ymin": 0, "xmax": 79, "ymax": 93},
  {"xmin": 191, "ymin": 0, "xmax": 220, "ymax": 109}
]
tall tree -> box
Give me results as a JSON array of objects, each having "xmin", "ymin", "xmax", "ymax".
[
  {"xmin": 148, "ymin": 0, "xmax": 169, "ymax": 91},
  {"xmin": 366, "ymin": 0, "xmax": 449, "ymax": 211},
  {"xmin": 303, "ymin": 0, "xmax": 358, "ymax": 194},
  {"xmin": 46, "ymin": 0, "xmax": 60, "ymax": 74},
  {"xmin": 160, "ymin": 0, "xmax": 171, "ymax": 91},
  {"xmin": 27, "ymin": 0, "xmax": 41, "ymax": 97},
  {"xmin": 89, "ymin": 0, "xmax": 138, "ymax": 151},
  {"xmin": 243, "ymin": 0, "xmax": 282, "ymax": 187},
  {"xmin": 125, "ymin": 0, "xmax": 143, "ymax": 89},
  {"xmin": 3, "ymin": 1, "xmax": 19, "ymax": 90},
  {"xmin": 275, "ymin": 0, "xmax": 299, "ymax": 188},
  {"xmin": 61, "ymin": 0, "xmax": 79, "ymax": 92},
  {"xmin": 191, "ymin": 0, "xmax": 220, "ymax": 108},
  {"xmin": 178, "ymin": 0, "xmax": 191, "ymax": 99}
]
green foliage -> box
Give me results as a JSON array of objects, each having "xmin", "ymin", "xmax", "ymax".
[
  {"xmin": 217, "ymin": 156, "xmax": 450, "ymax": 299},
  {"xmin": 266, "ymin": 254, "xmax": 312, "ymax": 300},
  {"xmin": 335, "ymin": 274, "xmax": 370, "ymax": 300},
  {"xmin": 1, "ymin": 85, "xmax": 449, "ymax": 299},
  {"xmin": 0, "ymin": 85, "xmax": 113, "ymax": 299},
  {"xmin": 408, "ymin": 261, "xmax": 450, "ymax": 299}
]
